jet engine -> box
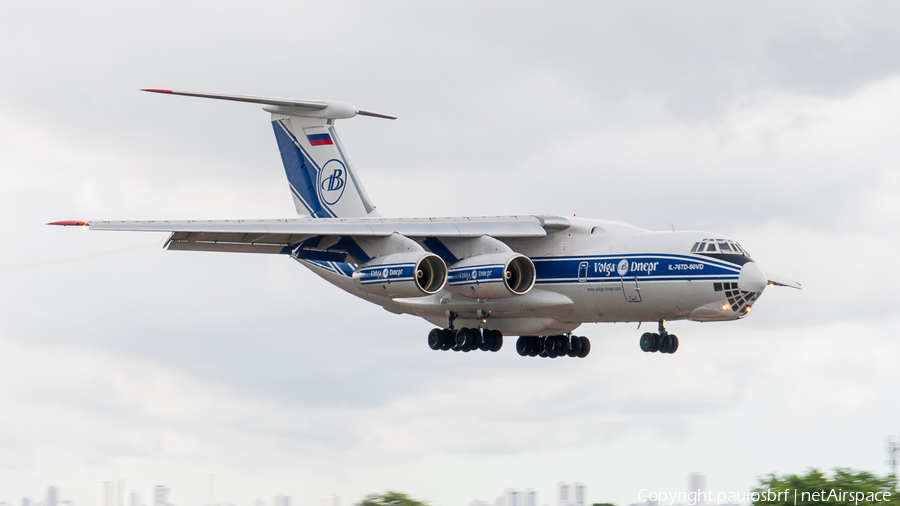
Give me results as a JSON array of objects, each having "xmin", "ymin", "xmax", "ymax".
[
  {"xmin": 353, "ymin": 252, "xmax": 447, "ymax": 298},
  {"xmin": 445, "ymin": 253, "xmax": 536, "ymax": 299}
]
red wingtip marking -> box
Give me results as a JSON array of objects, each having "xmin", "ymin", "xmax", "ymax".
[
  {"xmin": 141, "ymin": 89, "xmax": 173, "ymax": 93},
  {"xmin": 48, "ymin": 221, "xmax": 87, "ymax": 226}
]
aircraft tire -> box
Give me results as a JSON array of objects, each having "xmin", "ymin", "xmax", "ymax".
[
  {"xmin": 649, "ymin": 333, "xmax": 661, "ymax": 352},
  {"xmin": 440, "ymin": 329, "xmax": 453, "ymax": 350},
  {"xmin": 559, "ymin": 336, "xmax": 571, "ymax": 356},
  {"xmin": 479, "ymin": 331, "xmax": 492, "ymax": 351},
  {"xmin": 455, "ymin": 328, "xmax": 469, "ymax": 351},
  {"xmin": 567, "ymin": 336, "xmax": 582, "ymax": 357},
  {"xmin": 577, "ymin": 336, "xmax": 591, "ymax": 358},
  {"xmin": 489, "ymin": 331, "xmax": 503, "ymax": 352},
  {"xmin": 545, "ymin": 336, "xmax": 560, "ymax": 358},
  {"xmin": 538, "ymin": 337, "xmax": 549, "ymax": 357},
  {"xmin": 659, "ymin": 334, "xmax": 672, "ymax": 354},
  {"xmin": 669, "ymin": 334, "xmax": 679, "ymax": 353},
  {"xmin": 640, "ymin": 332, "xmax": 655, "ymax": 352},
  {"xmin": 428, "ymin": 328, "xmax": 444, "ymax": 350},
  {"xmin": 466, "ymin": 328, "xmax": 480, "ymax": 351},
  {"xmin": 516, "ymin": 336, "xmax": 528, "ymax": 356},
  {"xmin": 527, "ymin": 336, "xmax": 540, "ymax": 357}
]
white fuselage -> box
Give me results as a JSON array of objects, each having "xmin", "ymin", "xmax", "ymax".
[{"xmin": 298, "ymin": 218, "xmax": 763, "ymax": 336}]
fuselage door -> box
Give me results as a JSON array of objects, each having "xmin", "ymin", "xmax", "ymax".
[{"xmin": 578, "ymin": 261, "xmax": 588, "ymax": 282}]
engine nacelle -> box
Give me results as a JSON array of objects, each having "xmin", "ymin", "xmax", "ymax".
[
  {"xmin": 353, "ymin": 252, "xmax": 447, "ymax": 298},
  {"xmin": 445, "ymin": 253, "xmax": 536, "ymax": 299}
]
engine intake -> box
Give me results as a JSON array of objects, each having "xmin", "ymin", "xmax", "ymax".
[
  {"xmin": 445, "ymin": 253, "xmax": 536, "ymax": 299},
  {"xmin": 353, "ymin": 252, "xmax": 447, "ymax": 298}
]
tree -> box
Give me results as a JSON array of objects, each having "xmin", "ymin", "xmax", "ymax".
[
  {"xmin": 751, "ymin": 468, "xmax": 898, "ymax": 506},
  {"xmin": 592, "ymin": 503, "xmax": 617, "ymax": 506},
  {"xmin": 356, "ymin": 492, "xmax": 429, "ymax": 506}
]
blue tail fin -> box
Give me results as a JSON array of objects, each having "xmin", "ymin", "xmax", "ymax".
[{"xmin": 271, "ymin": 114, "xmax": 377, "ymax": 218}]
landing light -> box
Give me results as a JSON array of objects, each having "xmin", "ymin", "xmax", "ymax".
[
  {"xmin": 745, "ymin": 306, "xmax": 752, "ymax": 313},
  {"xmin": 721, "ymin": 304, "xmax": 729, "ymax": 311}
]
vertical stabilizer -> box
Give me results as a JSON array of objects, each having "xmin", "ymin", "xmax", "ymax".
[{"xmin": 271, "ymin": 114, "xmax": 378, "ymax": 218}]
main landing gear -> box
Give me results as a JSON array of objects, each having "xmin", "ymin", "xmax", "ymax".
[
  {"xmin": 639, "ymin": 321, "xmax": 679, "ymax": 354},
  {"xmin": 428, "ymin": 327, "xmax": 503, "ymax": 352},
  {"xmin": 515, "ymin": 335, "xmax": 591, "ymax": 358}
]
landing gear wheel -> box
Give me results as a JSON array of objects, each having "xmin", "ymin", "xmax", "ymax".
[
  {"xmin": 659, "ymin": 334, "xmax": 672, "ymax": 354},
  {"xmin": 577, "ymin": 336, "xmax": 591, "ymax": 358},
  {"xmin": 649, "ymin": 333, "xmax": 661, "ymax": 352},
  {"xmin": 559, "ymin": 336, "xmax": 570, "ymax": 357},
  {"xmin": 545, "ymin": 336, "xmax": 560, "ymax": 358},
  {"xmin": 455, "ymin": 328, "xmax": 472, "ymax": 351},
  {"xmin": 479, "ymin": 330, "xmax": 492, "ymax": 351},
  {"xmin": 440, "ymin": 329, "xmax": 453, "ymax": 350},
  {"xmin": 527, "ymin": 336, "xmax": 540, "ymax": 357},
  {"xmin": 487, "ymin": 330, "xmax": 503, "ymax": 352},
  {"xmin": 538, "ymin": 337, "xmax": 549, "ymax": 357},
  {"xmin": 668, "ymin": 334, "xmax": 679, "ymax": 353},
  {"xmin": 516, "ymin": 336, "xmax": 528, "ymax": 356},
  {"xmin": 428, "ymin": 328, "xmax": 444, "ymax": 350},
  {"xmin": 640, "ymin": 332, "xmax": 655, "ymax": 352},
  {"xmin": 466, "ymin": 328, "xmax": 480, "ymax": 352},
  {"xmin": 567, "ymin": 336, "xmax": 582, "ymax": 357}
]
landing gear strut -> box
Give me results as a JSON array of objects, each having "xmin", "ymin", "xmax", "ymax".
[
  {"xmin": 515, "ymin": 334, "xmax": 590, "ymax": 358},
  {"xmin": 639, "ymin": 321, "xmax": 679, "ymax": 354}
]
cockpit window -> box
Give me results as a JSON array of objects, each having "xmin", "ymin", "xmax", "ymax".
[{"xmin": 692, "ymin": 239, "xmax": 750, "ymax": 258}]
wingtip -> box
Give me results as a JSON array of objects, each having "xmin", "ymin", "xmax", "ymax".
[
  {"xmin": 48, "ymin": 221, "xmax": 87, "ymax": 226},
  {"xmin": 141, "ymin": 88, "xmax": 172, "ymax": 94}
]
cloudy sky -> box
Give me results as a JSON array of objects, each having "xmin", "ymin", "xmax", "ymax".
[{"xmin": 2, "ymin": 2, "xmax": 900, "ymax": 506}]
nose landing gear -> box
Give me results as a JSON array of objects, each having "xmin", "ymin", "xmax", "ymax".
[{"xmin": 639, "ymin": 321, "xmax": 679, "ymax": 354}]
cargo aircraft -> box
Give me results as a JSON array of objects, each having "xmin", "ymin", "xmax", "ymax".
[{"xmin": 52, "ymin": 90, "xmax": 801, "ymax": 358}]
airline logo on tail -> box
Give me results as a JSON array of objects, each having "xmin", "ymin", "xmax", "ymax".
[{"xmin": 319, "ymin": 160, "xmax": 346, "ymax": 205}]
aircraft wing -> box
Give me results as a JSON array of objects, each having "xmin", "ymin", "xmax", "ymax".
[{"xmin": 50, "ymin": 215, "xmax": 570, "ymax": 258}]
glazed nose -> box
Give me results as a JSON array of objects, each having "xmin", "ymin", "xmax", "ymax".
[{"xmin": 738, "ymin": 261, "xmax": 767, "ymax": 293}]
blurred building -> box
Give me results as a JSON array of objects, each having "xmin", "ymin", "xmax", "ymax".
[
  {"xmin": 321, "ymin": 496, "xmax": 340, "ymax": 506},
  {"xmin": 557, "ymin": 483, "xmax": 585, "ymax": 506},
  {"xmin": 153, "ymin": 486, "xmax": 169, "ymax": 506},
  {"xmin": 273, "ymin": 495, "xmax": 291, "ymax": 506},
  {"xmin": 689, "ymin": 473, "xmax": 708, "ymax": 506},
  {"xmin": 102, "ymin": 483, "xmax": 114, "ymax": 506}
]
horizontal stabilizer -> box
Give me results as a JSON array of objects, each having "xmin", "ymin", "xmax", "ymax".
[
  {"xmin": 765, "ymin": 272, "xmax": 802, "ymax": 290},
  {"xmin": 141, "ymin": 89, "xmax": 396, "ymax": 120}
]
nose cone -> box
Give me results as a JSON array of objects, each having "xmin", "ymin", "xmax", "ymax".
[{"xmin": 739, "ymin": 262, "xmax": 768, "ymax": 293}]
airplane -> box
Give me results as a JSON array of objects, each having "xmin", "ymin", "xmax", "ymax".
[{"xmin": 51, "ymin": 89, "xmax": 801, "ymax": 358}]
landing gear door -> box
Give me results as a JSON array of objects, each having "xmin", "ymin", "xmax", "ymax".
[{"xmin": 621, "ymin": 277, "xmax": 642, "ymax": 302}]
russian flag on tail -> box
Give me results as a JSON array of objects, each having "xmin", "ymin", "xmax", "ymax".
[{"xmin": 307, "ymin": 133, "xmax": 334, "ymax": 146}]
